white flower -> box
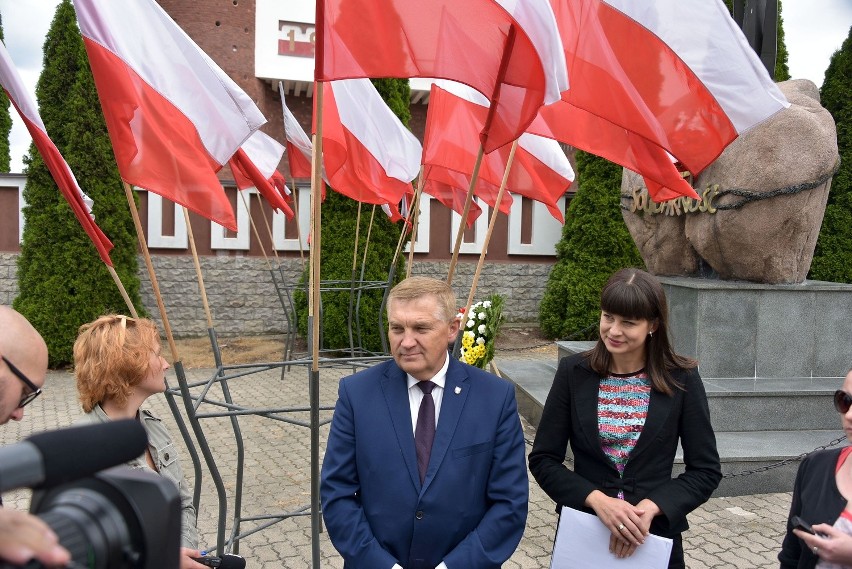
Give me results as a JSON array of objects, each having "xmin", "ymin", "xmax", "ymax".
[
  {"xmin": 483, "ymin": 300, "xmax": 492, "ymax": 308},
  {"xmin": 478, "ymin": 312, "xmax": 486, "ymax": 320},
  {"xmin": 467, "ymin": 319, "xmax": 475, "ymax": 329},
  {"xmin": 464, "ymin": 330, "xmax": 475, "ymax": 338},
  {"xmin": 478, "ymin": 324, "xmax": 486, "ymax": 334},
  {"xmin": 476, "ymin": 337, "xmax": 485, "ymax": 345}
]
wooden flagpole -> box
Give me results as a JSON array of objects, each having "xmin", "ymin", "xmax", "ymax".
[
  {"xmin": 405, "ymin": 168, "xmax": 426, "ymax": 278},
  {"xmin": 255, "ymin": 197, "xmax": 282, "ymax": 265},
  {"xmin": 290, "ymin": 187, "xmax": 306, "ymax": 269},
  {"xmin": 122, "ymin": 181, "xmax": 180, "ymax": 362},
  {"xmin": 361, "ymin": 205, "xmax": 376, "ymax": 270},
  {"xmin": 105, "ymin": 265, "xmax": 139, "ymax": 318},
  {"xmin": 390, "ymin": 169, "xmax": 421, "ymax": 277},
  {"xmin": 446, "ymin": 144, "xmax": 484, "ymax": 285},
  {"xmin": 462, "ymin": 139, "xmax": 518, "ymax": 317},
  {"xmin": 238, "ymin": 191, "xmax": 274, "ymax": 271},
  {"xmin": 448, "ymin": 25, "xmax": 516, "ymax": 285},
  {"xmin": 183, "ymin": 208, "xmax": 214, "ymax": 329},
  {"xmin": 308, "ymin": 81, "xmax": 324, "ymax": 569},
  {"xmin": 352, "ymin": 201, "xmax": 363, "ymax": 272}
]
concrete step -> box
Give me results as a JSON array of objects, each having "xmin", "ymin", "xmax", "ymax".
[
  {"xmin": 703, "ymin": 377, "xmax": 839, "ymax": 432},
  {"xmin": 676, "ymin": 429, "xmax": 845, "ymax": 497},
  {"xmin": 495, "ymin": 357, "xmax": 848, "ymax": 497}
]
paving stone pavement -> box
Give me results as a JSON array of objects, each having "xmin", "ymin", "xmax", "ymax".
[{"xmin": 0, "ymin": 353, "xmax": 792, "ymax": 568}]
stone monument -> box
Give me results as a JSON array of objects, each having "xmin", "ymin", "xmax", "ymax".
[{"xmin": 620, "ymin": 79, "xmax": 846, "ymax": 381}]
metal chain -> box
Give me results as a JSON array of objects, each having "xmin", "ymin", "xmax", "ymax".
[
  {"xmin": 619, "ymin": 159, "xmax": 840, "ymax": 212},
  {"xmin": 721, "ymin": 434, "xmax": 848, "ymax": 478},
  {"xmin": 714, "ymin": 162, "xmax": 839, "ymax": 210}
]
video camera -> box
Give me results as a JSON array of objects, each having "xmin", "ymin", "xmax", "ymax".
[{"xmin": 0, "ymin": 421, "xmax": 181, "ymax": 569}]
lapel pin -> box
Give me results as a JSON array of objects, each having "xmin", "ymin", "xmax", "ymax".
[{"xmin": 454, "ymin": 386, "xmax": 462, "ymax": 394}]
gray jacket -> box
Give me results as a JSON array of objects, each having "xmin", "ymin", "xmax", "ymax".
[{"xmin": 76, "ymin": 404, "xmax": 199, "ymax": 549}]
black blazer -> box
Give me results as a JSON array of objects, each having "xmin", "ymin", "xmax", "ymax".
[
  {"xmin": 779, "ymin": 447, "xmax": 848, "ymax": 569},
  {"xmin": 528, "ymin": 353, "xmax": 721, "ymax": 538}
]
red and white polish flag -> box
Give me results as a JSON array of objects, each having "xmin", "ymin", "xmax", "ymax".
[
  {"xmin": 530, "ymin": 0, "xmax": 788, "ymax": 201},
  {"xmin": 318, "ymin": 78, "xmax": 422, "ymax": 214},
  {"xmin": 278, "ymin": 82, "xmax": 317, "ymax": 182},
  {"xmin": 423, "ymin": 165, "xmax": 507, "ymax": 227},
  {"xmin": 316, "ymin": 0, "xmax": 568, "ymax": 153},
  {"xmin": 228, "ymin": 131, "xmax": 295, "ymax": 218},
  {"xmin": 74, "ymin": 0, "xmax": 267, "ymax": 231},
  {"xmin": 0, "ymin": 40, "xmax": 114, "ymax": 266},
  {"xmin": 423, "ymin": 81, "xmax": 574, "ymax": 223}
]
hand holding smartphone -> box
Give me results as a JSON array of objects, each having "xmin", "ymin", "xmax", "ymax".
[{"xmin": 792, "ymin": 515, "xmax": 825, "ymax": 537}]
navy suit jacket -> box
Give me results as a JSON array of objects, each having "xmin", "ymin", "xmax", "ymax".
[{"xmin": 320, "ymin": 356, "xmax": 528, "ymax": 569}]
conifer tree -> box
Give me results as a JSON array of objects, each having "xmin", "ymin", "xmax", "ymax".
[
  {"xmin": 294, "ymin": 79, "xmax": 409, "ymax": 353},
  {"xmin": 809, "ymin": 25, "xmax": 852, "ymax": 283},
  {"xmin": 14, "ymin": 0, "xmax": 143, "ymax": 366},
  {"xmin": 0, "ymin": 15, "xmax": 12, "ymax": 172},
  {"xmin": 539, "ymin": 152, "xmax": 644, "ymax": 340}
]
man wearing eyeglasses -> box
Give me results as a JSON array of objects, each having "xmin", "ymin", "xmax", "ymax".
[
  {"xmin": 0, "ymin": 306, "xmax": 70, "ymax": 566},
  {"xmin": 0, "ymin": 308, "xmax": 45, "ymax": 425}
]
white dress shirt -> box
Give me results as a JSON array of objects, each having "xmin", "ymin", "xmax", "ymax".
[{"xmin": 406, "ymin": 353, "xmax": 449, "ymax": 432}]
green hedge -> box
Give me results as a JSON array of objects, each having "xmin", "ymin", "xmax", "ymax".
[{"xmin": 809, "ymin": 25, "xmax": 852, "ymax": 283}]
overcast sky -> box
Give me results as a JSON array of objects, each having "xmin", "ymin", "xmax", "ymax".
[{"xmin": 1, "ymin": 0, "xmax": 850, "ymax": 173}]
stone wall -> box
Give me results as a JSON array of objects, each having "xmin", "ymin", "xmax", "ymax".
[
  {"xmin": 0, "ymin": 254, "xmax": 17, "ymax": 306},
  {"xmin": 0, "ymin": 253, "xmax": 551, "ymax": 337}
]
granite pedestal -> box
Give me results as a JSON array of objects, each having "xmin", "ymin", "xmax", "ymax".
[{"xmin": 660, "ymin": 276, "xmax": 852, "ymax": 380}]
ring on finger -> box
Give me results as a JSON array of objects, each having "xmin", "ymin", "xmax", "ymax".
[
  {"xmin": 618, "ymin": 523, "xmax": 625, "ymax": 531},
  {"xmin": 814, "ymin": 545, "xmax": 819, "ymax": 555}
]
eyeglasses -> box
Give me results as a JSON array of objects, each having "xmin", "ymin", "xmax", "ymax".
[
  {"xmin": 834, "ymin": 390, "xmax": 852, "ymax": 414},
  {"xmin": 1, "ymin": 356, "xmax": 42, "ymax": 409}
]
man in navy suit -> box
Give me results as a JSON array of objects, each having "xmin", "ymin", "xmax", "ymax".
[{"xmin": 321, "ymin": 277, "xmax": 528, "ymax": 569}]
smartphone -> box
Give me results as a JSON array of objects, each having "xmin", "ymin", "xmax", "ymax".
[{"xmin": 791, "ymin": 515, "xmax": 817, "ymax": 535}]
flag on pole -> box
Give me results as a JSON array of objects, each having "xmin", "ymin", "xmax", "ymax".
[
  {"xmin": 0, "ymin": 40, "xmax": 114, "ymax": 266},
  {"xmin": 423, "ymin": 165, "xmax": 503, "ymax": 227},
  {"xmin": 423, "ymin": 82, "xmax": 573, "ymax": 222},
  {"xmin": 316, "ymin": 0, "xmax": 568, "ymax": 152},
  {"xmin": 74, "ymin": 0, "xmax": 268, "ymax": 231},
  {"xmin": 228, "ymin": 131, "xmax": 295, "ymax": 218},
  {"xmin": 318, "ymin": 79, "xmax": 422, "ymax": 211},
  {"xmin": 279, "ymin": 82, "xmax": 316, "ymax": 181},
  {"xmin": 529, "ymin": 0, "xmax": 788, "ymax": 201}
]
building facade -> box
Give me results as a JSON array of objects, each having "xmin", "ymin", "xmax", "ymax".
[{"xmin": 0, "ymin": 0, "xmax": 575, "ymax": 335}]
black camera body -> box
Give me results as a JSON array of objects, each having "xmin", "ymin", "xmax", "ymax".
[{"xmin": 4, "ymin": 466, "xmax": 181, "ymax": 569}]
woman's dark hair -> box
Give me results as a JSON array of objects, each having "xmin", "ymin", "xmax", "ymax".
[{"xmin": 586, "ymin": 268, "xmax": 696, "ymax": 395}]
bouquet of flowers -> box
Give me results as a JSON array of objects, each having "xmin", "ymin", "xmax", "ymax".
[{"xmin": 458, "ymin": 293, "xmax": 505, "ymax": 370}]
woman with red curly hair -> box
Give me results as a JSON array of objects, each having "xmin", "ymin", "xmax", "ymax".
[{"xmin": 73, "ymin": 315, "xmax": 206, "ymax": 569}]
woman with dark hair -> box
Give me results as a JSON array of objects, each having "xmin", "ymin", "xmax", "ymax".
[
  {"xmin": 73, "ymin": 315, "xmax": 206, "ymax": 569},
  {"xmin": 529, "ymin": 267, "xmax": 721, "ymax": 568}
]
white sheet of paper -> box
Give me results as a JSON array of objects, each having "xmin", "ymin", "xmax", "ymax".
[{"xmin": 550, "ymin": 506, "xmax": 673, "ymax": 569}]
